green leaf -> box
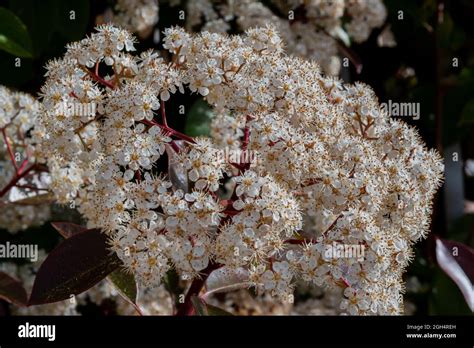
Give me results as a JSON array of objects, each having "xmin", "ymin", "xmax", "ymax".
[
  {"xmin": 0, "ymin": 7, "xmax": 32, "ymax": 58},
  {"xmin": 107, "ymin": 268, "xmax": 138, "ymax": 307},
  {"xmin": 8, "ymin": 0, "xmax": 90, "ymax": 58},
  {"xmin": 191, "ymin": 295, "xmax": 233, "ymax": 316},
  {"xmin": 191, "ymin": 295, "xmax": 207, "ymax": 315},
  {"xmin": 164, "ymin": 268, "xmax": 181, "ymax": 295},
  {"xmin": 435, "ymin": 238, "xmax": 474, "ymax": 311},
  {"xmin": 184, "ymin": 99, "xmax": 215, "ymax": 137},
  {"xmin": 205, "ymin": 303, "xmax": 234, "ymax": 315},
  {"xmin": 429, "ymin": 268, "xmax": 473, "ymax": 315}
]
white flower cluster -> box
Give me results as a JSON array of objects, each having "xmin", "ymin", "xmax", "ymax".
[
  {"xmin": 162, "ymin": 26, "xmax": 443, "ymax": 314},
  {"xmin": 0, "ymin": 86, "xmax": 51, "ymax": 233},
  {"xmin": 36, "ymin": 25, "xmax": 179, "ymax": 204},
  {"xmin": 210, "ymin": 112, "xmax": 245, "ymax": 151},
  {"xmin": 184, "ymin": 0, "xmax": 388, "ymax": 75},
  {"xmin": 215, "ymin": 171, "xmax": 302, "ymax": 270},
  {"xmin": 37, "ymin": 25, "xmax": 443, "ymax": 315}
]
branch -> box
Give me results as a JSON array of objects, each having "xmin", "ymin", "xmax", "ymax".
[
  {"xmin": 0, "ymin": 164, "xmax": 37, "ymax": 198},
  {"xmin": 175, "ymin": 261, "xmax": 222, "ymax": 316},
  {"xmin": 2, "ymin": 128, "xmax": 19, "ymax": 174}
]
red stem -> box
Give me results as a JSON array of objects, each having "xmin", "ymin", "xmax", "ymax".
[
  {"xmin": 84, "ymin": 65, "xmax": 115, "ymax": 89},
  {"xmin": 161, "ymin": 100, "xmax": 168, "ymax": 127},
  {"xmin": 18, "ymin": 158, "xmax": 29, "ymax": 173},
  {"xmin": 135, "ymin": 170, "xmax": 142, "ymax": 182},
  {"xmin": 169, "ymin": 140, "xmax": 181, "ymax": 153},
  {"xmin": 242, "ymin": 115, "xmax": 252, "ymax": 152},
  {"xmin": 229, "ymin": 162, "xmax": 246, "ymax": 172},
  {"xmin": 175, "ymin": 261, "xmax": 222, "ymax": 316},
  {"xmin": 141, "ymin": 119, "xmax": 196, "ymax": 144},
  {"xmin": 0, "ymin": 164, "xmax": 36, "ymax": 198},
  {"xmin": 240, "ymin": 115, "xmax": 253, "ymax": 171},
  {"xmin": 2, "ymin": 128, "xmax": 19, "ymax": 174},
  {"xmin": 284, "ymin": 238, "xmax": 318, "ymax": 245},
  {"xmin": 165, "ymin": 126, "xmax": 195, "ymax": 144}
]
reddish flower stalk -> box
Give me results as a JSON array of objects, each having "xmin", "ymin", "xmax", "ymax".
[
  {"xmin": 94, "ymin": 60, "xmax": 100, "ymax": 76},
  {"xmin": 301, "ymin": 178, "xmax": 323, "ymax": 187},
  {"xmin": 340, "ymin": 276, "xmax": 351, "ymax": 288},
  {"xmin": 18, "ymin": 158, "xmax": 30, "ymax": 174},
  {"xmin": 141, "ymin": 118, "xmax": 196, "ymax": 144},
  {"xmin": 0, "ymin": 164, "xmax": 37, "ymax": 198},
  {"xmin": 284, "ymin": 238, "xmax": 318, "ymax": 245},
  {"xmin": 240, "ymin": 115, "xmax": 253, "ymax": 171},
  {"xmin": 242, "ymin": 115, "xmax": 253, "ymax": 152},
  {"xmin": 135, "ymin": 170, "xmax": 142, "ymax": 182},
  {"xmin": 222, "ymin": 209, "xmax": 240, "ymax": 216},
  {"xmin": 82, "ymin": 65, "xmax": 115, "ymax": 89},
  {"xmin": 175, "ymin": 261, "xmax": 222, "ymax": 316},
  {"xmin": 165, "ymin": 126, "xmax": 195, "ymax": 144},
  {"xmin": 94, "ymin": 74, "xmax": 115, "ymax": 89},
  {"xmin": 229, "ymin": 162, "xmax": 246, "ymax": 172},
  {"xmin": 160, "ymin": 100, "xmax": 168, "ymax": 127},
  {"xmin": 2, "ymin": 128, "xmax": 19, "ymax": 174},
  {"xmin": 322, "ymin": 213, "xmax": 343, "ymax": 237},
  {"xmin": 169, "ymin": 140, "xmax": 181, "ymax": 153}
]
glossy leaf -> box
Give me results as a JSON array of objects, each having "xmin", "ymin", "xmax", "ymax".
[
  {"xmin": 107, "ymin": 268, "xmax": 140, "ymax": 314},
  {"xmin": 206, "ymin": 303, "xmax": 234, "ymax": 316},
  {"xmin": 435, "ymin": 237, "xmax": 474, "ymax": 311},
  {"xmin": 191, "ymin": 295, "xmax": 233, "ymax": 316},
  {"xmin": 28, "ymin": 228, "xmax": 121, "ymax": 305},
  {"xmin": 0, "ymin": 271, "xmax": 28, "ymax": 307},
  {"xmin": 8, "ymin": 0, "xmax": 90, "ymax": 57},
  {"xmin": 51, "ymin": 222, "xmax": 88, "ymax": 239},
  {"xmin": 0, "ymin": 7, "xmax": 32, "ymax": 58}
]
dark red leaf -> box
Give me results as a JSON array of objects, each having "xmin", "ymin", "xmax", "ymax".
[
  {"xmin": 435, "ymin": 237, "xmax": 474, "ymax": 311},
  {"xmin": 51, "ymin": 222, "xmax": 88, "ymax": 239},
  {"xmin": 0, "ymin": 271, "xmax": 28, "ymax": 307},
  {"xmin": 28, "ymin": 228, "xmax": 121, "ymax": 306}
]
